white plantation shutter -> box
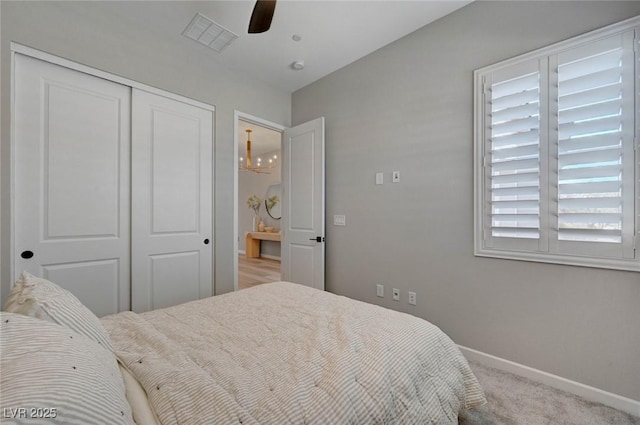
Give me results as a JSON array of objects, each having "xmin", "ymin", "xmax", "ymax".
[
  {"xmin": 475, "ymin": 19, "xmax": 639, "ymax": 271},
  {"xmin": 553, "ymin": 32, "xmax": 636, "ymax": 258},
  {"xmin": 481, "ymin": 59, "xmax": 548, "ymax": 253},
  {"xmin": 488, "ymin": 67, "xmax": 542, "ymax": 243}
]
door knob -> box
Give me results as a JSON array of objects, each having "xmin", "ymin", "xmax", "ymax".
[
  {"xmin": 20, "ymin": 250, "xmax": 34, "ymax": 259},
  {"xmin": 204, "ymin": 239, "xmax": 210, "ymax": 245},
  {"xmin": 309, "ymin": 236, "xmax": 325, "ymax": 243}
]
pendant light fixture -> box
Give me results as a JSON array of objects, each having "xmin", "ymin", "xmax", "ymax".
[{"xmin": 239, "ymin": 128, "xmax": 278, "ymax": 174}]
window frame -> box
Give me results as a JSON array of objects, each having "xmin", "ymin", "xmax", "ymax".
[{"xmin": 473, "ymin": 16, "xmax": 640, "ymax": 272}]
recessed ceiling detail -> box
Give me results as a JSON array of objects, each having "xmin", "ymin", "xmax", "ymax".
[{"xmin": 182, "ymin": 13, "xmax": 238, "ymax": 53}]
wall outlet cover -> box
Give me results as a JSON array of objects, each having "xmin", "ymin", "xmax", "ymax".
[{"xmin": 392, "ymin": 288, "xmax": 400, "ymax": 301}]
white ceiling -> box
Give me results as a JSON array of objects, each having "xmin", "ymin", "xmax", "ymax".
[
  {"xmin": 201, "ymin": 0, "xmax": 473, "ymax": 93},
  {"xmin": 221, "ymin": 0, "xmax": 472, "ymax": 153},
  {"xmin": 126, "ymin": 0, "xmax": 473, "ymax": 94},
  {"xmin": 92, "ymin": 1, "xmax": 473, "ymax": 154}
]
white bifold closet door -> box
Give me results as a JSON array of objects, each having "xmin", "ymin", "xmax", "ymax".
[
  {"xmin": 13, "ymin": 54, "xmax": 213, "ymax": 316},
  {"xmin": 14, "ymin": 54, "xmax": 132, "ymax": 316},
  {"xmin": 131, "ymin": 90, "xmax": 212, "ymax": 313}
]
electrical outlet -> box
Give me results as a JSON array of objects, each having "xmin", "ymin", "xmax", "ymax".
[
  {"xmin": 376, "ymin": 284, "xmax": 384, "ymax": 298},
  {"xmin": 392, "ymin": 288, "xmax": 400, "ymax": 301},
  {"xmin": 408, "ymin": 291, "xmax": 417, "ymax": 306}
]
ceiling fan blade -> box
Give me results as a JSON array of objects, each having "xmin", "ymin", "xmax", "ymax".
[{"xmin": 248, "ymin": 0, "xmax": 276, "ymax": 34}]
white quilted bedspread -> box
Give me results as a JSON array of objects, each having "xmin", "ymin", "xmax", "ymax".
[{"xmin": 102, "ymin": 282, "xmax": 485, "ymax": 425}]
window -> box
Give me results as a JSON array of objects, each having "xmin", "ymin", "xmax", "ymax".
[{"xmin": 474, "ymin": 17, "xmax": 639, "ymax": 271}]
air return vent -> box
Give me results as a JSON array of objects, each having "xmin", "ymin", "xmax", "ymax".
[{"xmin": 182, "ymin": 13, "xmax": 238, "ymax": 53}]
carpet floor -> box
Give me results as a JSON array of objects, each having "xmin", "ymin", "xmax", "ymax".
[{"xmin": 459, "ymin": 361, "xmax": 640, "ymax": 425}]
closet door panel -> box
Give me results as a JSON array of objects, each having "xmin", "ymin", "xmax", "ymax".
[
  {"xmin": 151, "ymin": 109, "xmax": 200, "ymax": 233},
  {"xmin": 132, "ymin": 89, "xmax": 213, "ymax": 313},
  {"xmin": 46, "ymin": 84, "xmax": 121, "ymax": 238},
  {"xmin": 149, "ymin": 251, "xmax": 201, "ymax": 310},
  {"xmin": 14, "ymin": 54, "xmax": 131, "ymax": 315},
  {"xmin": 43, "ymin": 260, "xmax": 120, "ymax": 318}
]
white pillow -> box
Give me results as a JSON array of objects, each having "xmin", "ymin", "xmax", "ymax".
[
  {"xmin": 3, "ymin": 272, "xmax": 113, "ymax": 351},
  {"xmin": 0, "ymin": 312, "xmax": 134, "ymax": 424}
]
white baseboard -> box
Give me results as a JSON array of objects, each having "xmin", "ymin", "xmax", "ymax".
[
  {"xmin": 237, "ymin": 250, "xmax": 280, "ymax": 261},
  {"xmin": 458, "ymin": 345, "xmax": 640, "ymax": 417},
  {"xmin": 261, "ymin": 254, "xmax": 281, "ymax": 261}
]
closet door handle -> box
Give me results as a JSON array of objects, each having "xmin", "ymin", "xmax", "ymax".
[
  {"xmin": 203, "ymin": 239, "xmax": 210, "ymax": 245},
  {"xmin": 20, "ymin": 250, "xmax": 34, "ymax": 259}
]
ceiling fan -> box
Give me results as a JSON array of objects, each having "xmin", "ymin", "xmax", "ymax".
[{"xmin": 248, "ymin": 0, "xmax": 277, "ymax": 33}]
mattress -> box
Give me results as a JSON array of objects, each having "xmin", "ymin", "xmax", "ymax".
[{"xmin": 102, "ymin": 282, "xmax": 485, "ymax": 424}]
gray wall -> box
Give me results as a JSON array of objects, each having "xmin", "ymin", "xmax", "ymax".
[
  {"xmin": 292, "ymin": 1, "xmax": 640, "ymax": 400},
  {"xmin": 0, "ymin": 1, "xmax": 291, "ymax": 299}
]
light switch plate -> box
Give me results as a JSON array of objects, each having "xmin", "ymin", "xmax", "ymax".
[
  {"xmin": 392, "ymin": 171, "xmax": 400, "ymax": 183},
  {"xmin": 333, "ymin": 215, "xmax": 346, "ymax": 226},
  {"xmin": 375, "ymin": 172, "xmax": 384, "ymax": 185}
]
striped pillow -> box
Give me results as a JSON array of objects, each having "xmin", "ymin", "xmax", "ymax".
[
  {"xmin": 3, "ymin": 272, "xmax": 113, "ymax": 351},
  {"xmin": 0, "ymin": 312, "xmax": 133, "ymax": 424}
]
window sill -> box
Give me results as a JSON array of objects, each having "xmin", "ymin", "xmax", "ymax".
[{"xmin": 474, "ymin": 247, "xmax": 640, "ymax": 273}]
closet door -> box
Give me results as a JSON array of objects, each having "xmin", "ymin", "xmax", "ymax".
[
  {"xmin": 13, "ymin": 54, "xmax": 131, "ymax": 316},
  {"xmin": 131, "ymin": 89, "xmax": 213, "ymax": 312}
]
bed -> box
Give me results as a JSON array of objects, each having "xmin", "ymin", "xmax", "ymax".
[{"xmin": 1, "ymin": 273, "xmax": 485, "ymax": 424}]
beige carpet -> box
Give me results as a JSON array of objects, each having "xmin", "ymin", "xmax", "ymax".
[{"xmin": 460, "ymin": 361, "xmax": 640, "ymax": 425}]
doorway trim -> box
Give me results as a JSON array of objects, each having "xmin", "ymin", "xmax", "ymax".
[{"xmin": 233, "ymin": 111, "xmax": 286, "ymax": 291}]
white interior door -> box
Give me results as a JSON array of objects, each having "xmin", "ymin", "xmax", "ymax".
[
  {"xmin": 131, "ymin": 89, "xmax": 213, "ymax": 312},
  {"xmin": 281, "ymin": 117, "xmax": 325, "ymax": 290},
  {"xmin": 13, "ymin": 54, "xmax": 131, "ymax": 316}
]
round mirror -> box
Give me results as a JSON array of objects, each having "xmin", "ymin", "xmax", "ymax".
[{"xmin": 265, "ymin": 183, "xmax": 282, "ymax": 220}]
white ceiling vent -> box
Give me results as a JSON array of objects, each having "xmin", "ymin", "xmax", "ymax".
[{"xmin": 182, "ymin": 13, "xmax": 238, "ymax": 53}]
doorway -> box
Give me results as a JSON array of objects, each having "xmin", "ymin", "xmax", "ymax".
[{"xmin": 234, "ymin": 112, "xmax": 286, "ymax": 290}]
